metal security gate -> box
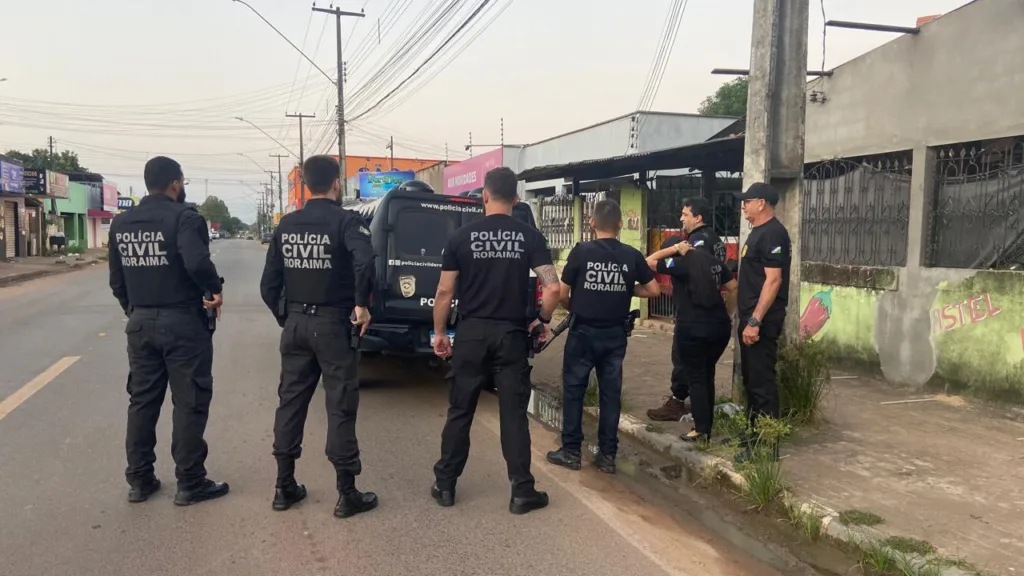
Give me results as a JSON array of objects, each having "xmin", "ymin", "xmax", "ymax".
[{"xmin": 4, "ymin": 202, "xmax": 16, "ymax": 259}]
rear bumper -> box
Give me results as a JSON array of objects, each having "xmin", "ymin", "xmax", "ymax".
[{"xmin": 360, "ymin": 323, "xmax": 436, "ymax": 357}]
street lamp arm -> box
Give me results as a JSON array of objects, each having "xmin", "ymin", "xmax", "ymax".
[
  {"xmin": 232, "ymin": 0, "xmax": 337, "ymax": 87},
  {"xmin": 234, "ymin": 117, "xmax": 300, "ymax": 159}
]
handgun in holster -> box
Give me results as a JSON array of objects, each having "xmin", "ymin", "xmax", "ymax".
[
  {"xmin": 275, "ymin": 287, "xmax": 288, "ymax": 328},
  {"xmin": 204, "ymin": 277, "xmax": 225, "ymax": 332},
  {"xmin": 624, "ymin": 309, "xmax": 641, "ymax": 337}
]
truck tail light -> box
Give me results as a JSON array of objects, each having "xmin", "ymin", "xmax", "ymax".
[{"xmin": 536, "ymin": 278, "xmax": 544, "ymax": 308}]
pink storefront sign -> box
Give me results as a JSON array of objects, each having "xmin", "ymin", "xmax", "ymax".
[
  {"xmin": 102, "ymin": 183, "xmax": 119, "ymax": 213},
  {"xmin": 443, "ymin": 148, "xmax": 504, "ymax": 195}
]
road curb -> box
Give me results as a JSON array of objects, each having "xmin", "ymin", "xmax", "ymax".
[
  {"xmin": 526, "ymin": 383, "xmax": 975, "ymax": 576},
  {"xmin": 0, "ymin": 260, "xmax": 94, "ymax": 288}
]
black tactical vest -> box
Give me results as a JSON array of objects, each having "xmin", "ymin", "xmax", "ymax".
[
  {"xmin": 110, "ymin": 195, "xmax": 205, "ymax": 308},
  {"xmin": 277, "ymin": 200, "xmax": 354, "ymax": 307}
]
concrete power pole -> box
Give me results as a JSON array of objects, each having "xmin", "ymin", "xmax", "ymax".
[
  {"xmin": 741, "ymin": 0, "xmax": 809, "ymax": 342},
  {"xmin": 270, "ymin": 153, "xmax": 286, "ymax": 220},
  {"xmin": 386, "ymin": 136, "xmax": 394, "ymax": 171},
  {"xmin": 285, "ymin": 112, "xmax": 315, "ymax": 208},
  {"xmin": 313, "ymin": 5, "xmax": 365, "ymax": 200}
]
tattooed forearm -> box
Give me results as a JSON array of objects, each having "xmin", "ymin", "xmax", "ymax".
[{"xmin": 534, "ymin": 264, "xmax": 559, "ymax": 288}]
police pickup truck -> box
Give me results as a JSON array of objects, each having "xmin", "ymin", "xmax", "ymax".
[{"xmin": 342, "ymin": 181, "xmax": 544, "ymax": 358}]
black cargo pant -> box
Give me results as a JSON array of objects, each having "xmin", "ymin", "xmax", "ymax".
[
  {"xmin": 434, "ymin": 318, "xmax": 535, "ymax": 498},
  {"xmin": 675, "ymin": 321, "xmax": 732, "ymax": 435},
  {"xmin": 738, "ymin": 319, "xmax": 781, "ymax": 432},
  {"xmin": 273, "ymin": 306, "xmax": 361, "ymax": 485},
  {"xmin": 561, "ymin": 323, "xmax": 628, "ymax": 457},
  {"xmin": 124, "ymin": 307, "xmax": 213, "ymax": 490},
  {"xmin": 670, "ymin": 331, "xmax": 689, "ymax": 400}
]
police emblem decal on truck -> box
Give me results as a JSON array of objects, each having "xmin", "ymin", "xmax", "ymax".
[{"xmin": 399, "ymin": 275, "xmax": 416, "ymax": 298}]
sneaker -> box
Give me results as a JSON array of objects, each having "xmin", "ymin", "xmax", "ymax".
[{"xmin": 646, "ymin": 396, "xmax": 689, "ymax": 422}]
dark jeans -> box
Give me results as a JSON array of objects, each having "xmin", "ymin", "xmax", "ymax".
[
  {"xmin": 124, "ymin": 308, "xmax": 213, "ymax": 490},
  {"xmin": 561, "ymin": 324, "xmax": 627, "ymax": 457},
  {"xmin": 674, "ymin": 322, "xmax": 731, "ymax": 435},
  {"xmin": 273, "ymin": 312, "xmax": 361, "ymax": 480},
  {"xmin": 738, "ymin": 319, "xmax": 781, "ymax": 432},
  {"xmin": 434, "ymin": 318, "xmax": 535, "ymax": 498}
]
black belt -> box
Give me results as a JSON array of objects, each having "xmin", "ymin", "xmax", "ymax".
[
  {"xmin": 572, "ymin": 317, "xmax": 623, "ymax": 329},
  {"xmin": 287, "ymin": 303, "xmax": 350, "ymax": 319}
]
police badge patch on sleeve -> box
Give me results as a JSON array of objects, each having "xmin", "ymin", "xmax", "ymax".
[
  {"xmin": 399, "ymin": 275, "xmax": 416, "ymax": 298},
  {"xmin": 359, "ymin": 226, "xmax": 371, "ymax": 236}
]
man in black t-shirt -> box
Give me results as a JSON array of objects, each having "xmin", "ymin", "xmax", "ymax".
[
  {"xmin": 647, "ymin": 197, "xmax": 727, "ymax": 422},
  {"xmin": 430, "ymin": 167, "xmax": 561, "ymax": 515},
  {"xmin": 734, "ymin": 182, "xmax": 792, "ymax": 462},
  {"xmin": 546, "ymin": 200, "xmax": 660, "ymax": 475}
]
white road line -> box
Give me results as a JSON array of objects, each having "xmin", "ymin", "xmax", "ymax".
[
  {"xmin": 478, "ymin": 412, "xmax": 691, "ymax": 576},
  {"xmin": 0, "ymin": 356, "xmax": 81, "ymax": 421}
]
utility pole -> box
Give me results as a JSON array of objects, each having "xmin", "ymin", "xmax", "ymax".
[
  {"xmin": 204, "ymin": 179, "xmax": 209, "ymax": 202},
  {"xmin": 740, "ymin": 0, "xmax": 809, "ymax": 341},
  {"xmin": 385, "ymin": 136, "xmax": 394, "ymax": 171},
  {"xmin": 270, "ymin": 153, "xmax": 286, "ymax": 218},
  {"xmin": 285, "ymin": 112, "xmax": 315, "ymax": 208},
  {"xmin": 313, "ymin": 5, "xmax": 365, "ymax": 200},
  {"xmin": 264, "ymin": 172, "xmax": 276, "ymax": 215},
  {"xmin": 731, "ymin": 0, "xmax": 809, "ymax": 393},
  {"xmin": 48, "ymin": 136, "xmax": 55, "ymax": 169}
]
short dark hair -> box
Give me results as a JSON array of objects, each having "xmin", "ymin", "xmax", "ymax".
[
  {"xmin": 303, "ymin": 155, "xmax": 340, "ymax": 195},
  {"xmin": 592, "ymin": 199, "xmax": 622, "ymax": 232},
  {"xmin": 682, "ymin": 197, "xmax": 712, "ymax": 223},
  {"xmin": 483, "ymin": 167, "xmax": 517, "ymax": 203},
  {"xmin": 144, "ymin": 156, "xmax": 183, "ymax": 194}
]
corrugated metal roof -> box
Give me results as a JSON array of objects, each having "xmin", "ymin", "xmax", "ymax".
[{"xmin": 517, "ymin": 135, "xmax": 746, "ymax": 183}]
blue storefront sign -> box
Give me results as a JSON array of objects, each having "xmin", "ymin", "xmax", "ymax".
[
  {"xmin": 358, "ymin": 170, "xmax": 415, "ymax": 199},
  {"xmin": 0, "ymin": 160, "xmax": 25, "ymax": 193}
]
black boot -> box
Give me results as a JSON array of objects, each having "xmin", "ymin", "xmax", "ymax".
[
  {"xmin": 273, "ymin": 483, "xmax": 307, "ymax": 511},
  {"xmin": 127, "ymin": 477, "xmax": 162, "ymax": 503},
  {"xmin": 545, "ymin": 448, "xmax": 582, "ymax": 471},
  {"xmin": 173, "ymin": 479, "xmax": 230, "ymax": 507},
  {"xmin": 334, "ymin": 473, "xmax": 378, "ymax": 519},
  {"xmin": 594, "ymin": 452, "xmax": 616, "ymax": 475},
  {"xmin": 431, "ymin": 483, "xmax": 455, "ymax": 507},
  {"xmin": 509, "ymin": 489, "xmax": 549, "ymax": 515}
]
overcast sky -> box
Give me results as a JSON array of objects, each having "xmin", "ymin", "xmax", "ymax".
[{"xmin": 0, "ymin": 0, "xmax": 971, "ymax": 222}]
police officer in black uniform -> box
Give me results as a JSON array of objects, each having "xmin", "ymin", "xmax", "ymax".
[
  {"xmin": 546, "ymin": 200, "xmax": 660, "ymax": 474},
  {"xmin": 430, "ymin": 167, "xmax": 560, "ymax": 514},
  {"xmin": 259, "ymin": 155, "xmax": 378, "ymax": 518},
  {"xmin": 108, "ymin": 156, "xmax": 228, "ymax": 506},
  {"xmin": 646, "ymin": 197, "xmax": 727, "ymax": 423},
  {"xmin": 734, "ymin": 182, "xmax": 791, "ymax": 463}
]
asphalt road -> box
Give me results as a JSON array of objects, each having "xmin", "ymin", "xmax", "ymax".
[{"xmin": 0, "ymin": 239, "xmax": 780, "ymax": 576}]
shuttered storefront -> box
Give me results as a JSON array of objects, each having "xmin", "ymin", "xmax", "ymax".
[{"xmin": 4, "ymin": 201, "xmax": 16, "ymax": 259}]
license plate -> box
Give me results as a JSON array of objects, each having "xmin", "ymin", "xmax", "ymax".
[{"xmin": 429, "ymin": 330, "xmax": 455, "ymax": 346}]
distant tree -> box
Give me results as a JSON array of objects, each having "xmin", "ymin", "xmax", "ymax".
[
  {"xmin": 4, "ymin": 148, "xmax": 89, "ymax": 173},
  {"xmin": 697, "ymin": 78, "xmax": 749, "ymax": 117},
  {"xmin": 198, "ymin": 196, "xmax": 232, "ymax": 227}
]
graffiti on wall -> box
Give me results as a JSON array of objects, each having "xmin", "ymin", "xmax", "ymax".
[
  {"xmin": 930, "ymin": 293, "xmax": 1002, "ymax": 334},
  {"xmin": 799, "ymin": 286, "xmax": 834, "ymax": 340}
]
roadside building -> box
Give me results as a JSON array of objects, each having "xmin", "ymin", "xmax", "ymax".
[{"xmin": 0, "ymin": 155, "xmax": 27, "ymax": 260}]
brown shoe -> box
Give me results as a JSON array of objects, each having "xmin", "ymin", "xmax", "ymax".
[{"xmin": 646, "ymin": 397, "xmax": 689, "ymax": 422}]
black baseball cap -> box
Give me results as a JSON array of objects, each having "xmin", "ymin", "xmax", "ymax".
[{"xmin": 734, "ymin": 182, "xmax": 780, "ymax": 206}]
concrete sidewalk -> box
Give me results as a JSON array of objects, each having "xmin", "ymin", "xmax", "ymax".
[
  {"xmin": 530, "ymin": 322, "xmax": 1024, "ymax": 575},
  {"xmin": 0, "ymin": 250, "xmax": 104, "ymax": 287}
]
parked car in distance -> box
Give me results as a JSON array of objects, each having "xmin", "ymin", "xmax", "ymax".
[{"xmin": 261, "ymin": 233, "xmax": 272, "ymax": 244}]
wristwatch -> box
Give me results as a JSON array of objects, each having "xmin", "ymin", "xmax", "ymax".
[
  {"xmin": 747, "ymin": 317, "xmax": 761, "ymax": 328},
  {"xmin": 536, "ymin": 312, "xmax": 552, "ymax": 324}
]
